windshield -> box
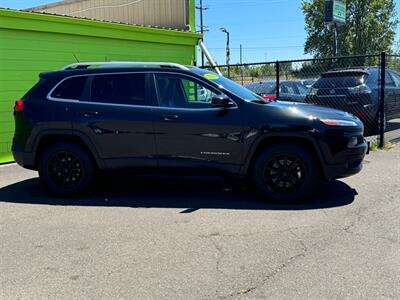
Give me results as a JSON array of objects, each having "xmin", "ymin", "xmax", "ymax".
[{"xmin": 190, "ymin": 67, "xmax": 264, "ymax": 102}]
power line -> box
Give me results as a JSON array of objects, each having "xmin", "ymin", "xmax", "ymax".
[
  {"xmin": 208, "ymin": 0, "xmax": 290, "ymax": 8},
  {"xmin": 209, "ymin": 46, "xmax": 304, "ymax": 50},
  {"xmin": 205, "ymin": 35, "xmax": 304, "ymax": 42},
  {"xmin": 206, "ymin": 20, "xmax": 302, "ymax": 27}
]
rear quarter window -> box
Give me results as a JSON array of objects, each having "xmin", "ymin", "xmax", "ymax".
[{"xmin": 51, "ymin": 76, "xmax": 88, "ymax": 100}]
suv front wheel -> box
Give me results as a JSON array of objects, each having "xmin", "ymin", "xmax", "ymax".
[
  {"xmin": 38, "ymin": 142, "xmax": 94, "ymax": 197},
  {"xmin": 252, "ymin": 143, "xmax": 318, "ymax": 202}
]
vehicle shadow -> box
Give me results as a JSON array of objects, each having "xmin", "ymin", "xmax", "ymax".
[{"xmin": 0, "ymin": 175, "xmax": 357, "ymax": 211}]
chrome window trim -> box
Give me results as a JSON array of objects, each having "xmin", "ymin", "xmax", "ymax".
[
  {"xmin": 48, "ymin": 74, "xmax": 89, "ymax": 103},
  {"xmin": 46, "ymin": 71, "xmax": 238, "ymax": 111},
  {"xmin": 47, "ymin": 74, "xmax": 89, "ymax": 103}
]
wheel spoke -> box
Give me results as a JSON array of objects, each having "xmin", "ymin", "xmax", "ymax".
[
  {"xmin": 284, "ymin": 155, "xmax": 289, "ymax": 167},
  {"xmin": 264, "ymin": 153, "xmax": 305, "ymax": 195},
  {"xmin": 289, "ymin": 159, "xmax": 299, "ymax": 171},
  {"xmin": 47, "ymin": 151, "xmax": 84, "ymax": 190}
]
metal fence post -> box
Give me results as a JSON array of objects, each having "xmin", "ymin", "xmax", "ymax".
[
  {"xmin": 276, "ymin": 60, "xmax": 280, "ymax": 99},
  {"xmin": 379, "ymin": 51, "xmax": 386, "ymax": 148}
]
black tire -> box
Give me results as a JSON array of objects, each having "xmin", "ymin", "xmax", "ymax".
[
  {"xmin": 38, "ymin": 142, "xmax": 94, "ymax": 197},
  {"xmin": 252, "ymin": 143, "xmax": 318, "ymax": 203}
]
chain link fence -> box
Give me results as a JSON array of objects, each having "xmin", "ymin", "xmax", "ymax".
[
  {"xmin": 385, "ymin": 54, "xmax": 400, "ymax": 145},
  {"xmin": 205, "ymin": 52, "xmax": 400, "ymax": 147}
]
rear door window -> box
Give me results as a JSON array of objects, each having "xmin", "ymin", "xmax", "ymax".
[
  {"xmin": 90, "ymin": 73, "xmax": 147, "ymax": 105},
  {"xmin": 51, "ymin": 76, "xmax": 88, "ymax": 100}
]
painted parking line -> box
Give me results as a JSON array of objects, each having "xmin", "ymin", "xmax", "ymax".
[{"xmin": 0, "ymin": 163, "xmax": 17, "ymax": 168}]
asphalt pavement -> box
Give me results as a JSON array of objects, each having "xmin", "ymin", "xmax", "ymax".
[{"xmin": 0, "ymin": 147, "xmax": 399, "ymax": 299}]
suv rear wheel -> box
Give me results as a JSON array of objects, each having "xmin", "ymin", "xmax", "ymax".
[
  {"xmin": 38, "ymin": 142, "xmax": 94, "ymax": 197},
  {"xmin": 252, "ymin": 143, "xmax": 318, "ymax": 202}
]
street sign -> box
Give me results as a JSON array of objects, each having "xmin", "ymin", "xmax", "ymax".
[
  {"xmin": 325, "ymin": 0, "xmax": 346, "ymax": 25},
  {"xmin": 333, "ymin": 0, "xmax": 346, "ymax": 23}
]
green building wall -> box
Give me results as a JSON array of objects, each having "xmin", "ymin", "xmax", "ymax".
[{"xmin": 0, "ymin": 8, "xmax": 200, "ymax": 164}]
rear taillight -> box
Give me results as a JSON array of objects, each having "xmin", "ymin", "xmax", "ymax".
[
  {"xmin": 261, "ymin": 95, "xmax": 277, "ymax": 101},
  {"xmin": 14, "ymin": 100, "xmax": 24, "ymax": 112}
]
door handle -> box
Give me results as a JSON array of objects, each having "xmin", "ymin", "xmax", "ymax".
[
  {"xmin": 80, "ymin": 111, "xmax": 99, "ymax": 118},
  {"xmin": 160, "ymin": 114, "xmax": 179, "ymax": 121}
]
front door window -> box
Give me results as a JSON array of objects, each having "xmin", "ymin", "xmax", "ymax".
[{"xmin": 155, "ymin": 74, "xmax": 219, "ymax": 108}]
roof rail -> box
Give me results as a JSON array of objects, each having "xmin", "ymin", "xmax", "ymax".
[
  {"xmin": 329, "ymin": 66, "xmax": 372, "ymax": 71},
  {"xmin": 62, "ymin": 61, "xmax": 190, "ymax": 71}
]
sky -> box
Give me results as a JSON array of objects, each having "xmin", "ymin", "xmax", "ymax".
[
  {"xmin": 199, "ymin": 0, "xmax": 315, "ymax": 64},
  {"xmin": 1, "ymin": 0, "xmax": 399, "ymax": 65},
  {"xmin": 197, "ymin": 0, "xmax": 400, "ymax": 64}
]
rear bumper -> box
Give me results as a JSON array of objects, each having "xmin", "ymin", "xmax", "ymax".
[
  {"xmin": 323, "ymin": 140, "xmax": 368, "ymax": 180},
  {"xmin": 12, "ymin": 143, "xmax": 36, "ymax": 170}
]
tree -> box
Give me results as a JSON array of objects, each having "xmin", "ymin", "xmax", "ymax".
[
  {"xmin": 230, "ymin": 64, "xmax": 242, "ymax": 76},
  {"xmin": 279, "ymin": 62, "xmax": 293, "ymax": 79},
  {"xmin": 302, "ymin": 0, "xmax": 399, "ymax": 58},
  {"xmin": 292, "ymin": 61, "xmax": 329, "ymax": 78},
  {"xmin": 394, "ymin": 39, "xmax": 400, "ymax": 54},
  {"xmin": 247, "ymin": 66, "xmax": 261, "ymax": 78}
]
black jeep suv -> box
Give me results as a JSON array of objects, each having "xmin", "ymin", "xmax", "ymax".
[{"xmin": 12, "ymin": 62, "xmax": 368, "ymax": 202}]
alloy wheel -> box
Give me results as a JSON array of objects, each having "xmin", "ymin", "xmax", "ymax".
[
  {"xmin": 264, "ymin": 154, "xmax": 306, "ymax": 194},
  {"xmin": 47, "ymin": 151, "xmax": 84, "ymax": 189}
]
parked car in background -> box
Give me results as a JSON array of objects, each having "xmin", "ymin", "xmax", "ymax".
[
  {"xmin": 301, "ymin": 79, "xmax": 317, "ymax": 88},
  {"xmin": 305, "ymin": 67, "xmax": 400, "ymax": 136},
  {"xmin": 245, "ymin": 80, "xmax": 309, "ymax": 102}
]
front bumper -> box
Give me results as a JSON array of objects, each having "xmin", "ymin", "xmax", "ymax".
[{"xmin": 323, "ymin": 138, "xmax": 368, "ymax": 180}]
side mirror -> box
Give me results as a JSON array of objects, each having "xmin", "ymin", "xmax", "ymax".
[{"xmin": 211, "ymin": 95, "xmax": 234, "ymax": 108}]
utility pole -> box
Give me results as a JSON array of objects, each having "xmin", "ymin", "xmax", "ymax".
[
  {"xmin": 196, "ymin": 0, "xmax": 208, "ymax": 67},
  {"xmin": 220, "ymin": 27, "xmax": 230, "ymax": 78},
  {"xmin": 331, "ymin": 22, "xmax": 338, "ymax": 67},
  {"xmin": 240, "ymin": 44, "xmax": 243, "ymax": 64},
  {"xmin": 240, "ymin": 44, "xmax": 243, "ymax": 85},
  {"xmin": 333, "ymin": 23, "xmax": 338, "ymax": 57}
]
